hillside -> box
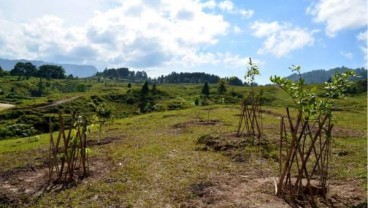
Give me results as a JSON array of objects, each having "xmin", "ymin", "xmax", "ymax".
[
  {"xmin": 0, "ymin": 58, "xmax": 98, "ymax": 78},
  {"xmin": 286, "ymin": 67, "xmax": 367, "ymax": 84}
]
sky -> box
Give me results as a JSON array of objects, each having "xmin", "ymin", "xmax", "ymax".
[{"xmin": 0, "ymin": 0, "xmax": 367, "ymax": 84}]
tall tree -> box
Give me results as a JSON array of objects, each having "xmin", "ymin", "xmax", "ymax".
[
  {"xmin": 10, "ymin": 62, "xmax": 26, "ymax": 78},
  {"xmin": 38, "ymin": 65, "xmax": 66, "ymax": 79},
  {"xmin": 201, "ymin": 82, "xmax": 210, "ymax": 96},
  {"xmin": 24, "ymin": 62, "xmax": 37, "ymax": 79}
]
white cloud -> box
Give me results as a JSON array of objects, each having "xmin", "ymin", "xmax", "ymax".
[
  {"xmin": 218, "ymin": 0, "xmax": 254, "ymax": 18},
  {"xmin": 307, "ymin": 0, "xmax": 367, "ymax": 37},
  {"xmin": 0, "ymin": 0, "xmax": 231, "ymax": 69},
  {"xmin": 233, "ymin": 26, "xmax": 242, "ymax": 34},
  {"xmin": 357, "ymin": 30, "xmax": 368, "ymax": 41},
  {"xmin": 219, "ymin": 0, "xmax": 234, "ymax": 12},
  {"xmin": 202, "ymin": 0, "xmax": 217, "ymax": 9},
  {"xmin": 239, "ymin": 9, "xmax": 254, "ymax": 18},
  {"xmin": 250, "ymin": 21, "xmax": 315, "ymax": 57},
  {"xmin": 339, "ymin": 51, "xmax": 354, "ymax": 59},
  {"xmin": 357, "ymin": 30, "xmax": 368, "ymax": 61},
  {"xmin": 251, "ymin": 21, "xmax": 282, "ymax": 37}
]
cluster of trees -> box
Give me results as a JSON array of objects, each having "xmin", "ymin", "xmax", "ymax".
[
  {"xmin": 154, "ymin": 72, "xmax": 220, "ymax": 84},
  {"xmin": 5, "ymin": 62, "xmax": 68, "ymax": 80},
  {"xmin": 96, "ymin": 68, "xmax": 251, "ymax": 86},
  {"xmin": 153, "ymin": 72, "xmax": 248, "ymax": 86},
  {"xmin": 95, "ymin": 67, "xmax": 148, "ymax": 81}
]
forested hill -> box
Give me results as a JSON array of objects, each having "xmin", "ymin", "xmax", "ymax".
[{"xmin": 286, "ymin": 67, "xmax": 367, "ymax": 84}]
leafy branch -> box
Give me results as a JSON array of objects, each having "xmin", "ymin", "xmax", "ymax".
[{"xmin": 270, "ymin": 66, "xmax": 355, "ymax": 120}]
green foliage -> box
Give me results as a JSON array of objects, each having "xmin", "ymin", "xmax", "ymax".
[
  {"xmin": 286, "ymin": 66, "xmax": 367, "ymax": 84},
  {"xmin": 226, "ymin": 76, "xmax": 244, "ymax": 86},
  {"xmin": 155, "ymin": 72, "xmax": 220, "ymax": 84},
  {"xmin": 270, "ymin": 65, "xmax": 355, "ymax": 119},
  {"xmin": 38, "ymin": 64, "xmax": 66, "ymax": 79},
  {"xmin": 201, "ymin": 82, "xmax": 210, "ymax": 96},
  {"xmin": 245, "ymin": 58, "xmax": 260, "ymax": 86},
  {"xmin": 141, "ymin": 81, "xmax": 149, "ymax": 95},
  {"xmin": 0, "ymin": 66, "xmax": 9, "ymax": 77},
  {"xmin": 217, "ymin": 79, "xmax": 227, "ymax": 94},
  {"xmin": 96, "ymin": 67, "xmax": 147, "ymax": 81},
  {"xmin": 10, "ymin": 62, "xmax": 37, "ymax": 79},
  {"xmin": 152, "ymin": 83, "xmax": 158, "ymax": 94}
]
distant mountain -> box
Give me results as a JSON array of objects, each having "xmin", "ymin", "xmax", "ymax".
[
  {"xmin": 0, "ymin": 58, "xmax": 98, "ymax": 78},
  {"xmin": 286, "ymin": 67, "xmax": 367, "ymax": 84}
]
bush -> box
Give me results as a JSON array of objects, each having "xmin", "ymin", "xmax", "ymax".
[
  {"xmin": 167, "ymin": 101, "xmax": 184, "ymax": 110},
  {"xmin": 6, "ymin": 123, "xmax": 37, "ymax": 137}
]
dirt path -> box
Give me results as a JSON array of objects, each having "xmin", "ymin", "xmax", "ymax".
[
  {"xmin": 36, "ymin": 96, "xmax": 81, "ymax": 109},
  {"xmin": 0, "ymin": 103, "xmax": 15, "ymax": 111}
]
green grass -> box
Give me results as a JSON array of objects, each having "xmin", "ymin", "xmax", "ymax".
[
  {"xmin": 0, "ymin": 102, "xmax": 365, "ymax": 207},
  {"xmin": 0, "ymin": 77, "xmax": 366, "ymax": 207}
]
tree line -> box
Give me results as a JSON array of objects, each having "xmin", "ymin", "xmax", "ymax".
[
  {"xmin": 95, "ymin": 67, "xmax": 148, "ymax": 81},
  {"xmin": 152, "ymin": 72, "xmax": 250, "ymax": 86},
  {"xmin": 0, "ymin": 62, "xmax": 69, "ymax": 80},
  {"xmin": 95, "ymin": 68, "xmax": 250, "ymax": 86}
]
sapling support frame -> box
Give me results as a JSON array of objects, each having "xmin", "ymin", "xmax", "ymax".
[
  {"xmin": 48, "ymin": 112, "xmax": 89, "ymax": 184},
  {"xmin": 278, "ymin": 108, "xmax": 332, "ymax": 205},
  {"xmin": 236, "ymin": 94, "xmax": 264, "ymax": 145}
]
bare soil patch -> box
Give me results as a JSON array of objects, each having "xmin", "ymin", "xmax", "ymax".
[
  {"xmin": 196, "ymin": 133, "xmax": 269, "ymax": 163},
  {"xmin": 332, "ymin": 127, "xmax": 366, "ymax": 138},
  {"xmin": 0, "ymin": 157, "xmax": 113, "ymax": 207},
  {"xmin": 183, "ymin": 175, "xmax": 366, "ymax": 208},
  {"xmin": 0, "ymin": 136, "xmax": 121, "ymax": 207},
  {"xmin": 87, "ymin": 136, "xmax": 122, "ymax": 146}
]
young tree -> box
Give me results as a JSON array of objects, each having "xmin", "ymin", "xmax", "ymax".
[
  {"xmin": 217, "ymin": 79, "xmax": 227, "ymax": 94},
  {"xmin": 95, "ymin": 104, "xmax": 113, "ymax": 143},
  {"xmin": 201, "ymin": 82, "xmax": 210, "ymax": 96},
  {"xmin": 141, "ymin": 81, "xmax": 149, "ymax": 95},
  {"xmin": 152, "ymin": 83, "xmax": 157, "ymax": 94}
]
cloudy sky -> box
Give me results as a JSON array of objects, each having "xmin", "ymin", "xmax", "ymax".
[{"xmin": 0, "ymin": 0, "xmax": 366, "ymax": 83}]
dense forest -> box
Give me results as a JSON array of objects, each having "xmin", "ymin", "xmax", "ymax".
[{"xmin": 286, "ymin": 67, "xmax": 367, "ymax": 84}]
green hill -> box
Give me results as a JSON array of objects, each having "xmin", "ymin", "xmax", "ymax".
[{"xmin": 286, "ymin": 67, "xmax": 367, "ymax": 84}]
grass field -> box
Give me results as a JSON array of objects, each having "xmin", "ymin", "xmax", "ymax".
[
  {"xmin": 0, "ymin": 101, "xmax": 366, "ymax": 207},
  {"xmin": 0, "ymin": 76, "xmax": 366, "ymax": 207}
]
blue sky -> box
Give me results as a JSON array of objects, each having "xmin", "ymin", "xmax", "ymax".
[{"xmin": 0, "ymin": 0, "xmax": 366, "ymax": 84}]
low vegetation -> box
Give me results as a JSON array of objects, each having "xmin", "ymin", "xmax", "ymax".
[{"xmin": 0, "ymin": 65, "xmax": 366, "ymax": 207}]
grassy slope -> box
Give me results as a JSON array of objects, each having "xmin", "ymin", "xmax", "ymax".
[
  {"xmin": 0, "ymin": 78, "xmax": 366, "ymax": 207},
  {"xmin": 0, "ymin": 99, "xmax": 366, "ymax": 207}
]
